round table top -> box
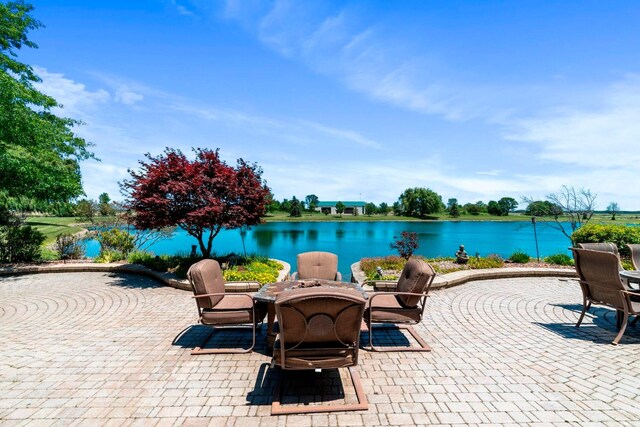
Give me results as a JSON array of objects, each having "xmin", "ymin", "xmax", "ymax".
[
  {"xmin": 620, "ymin": 270, "xmax": 640, "ymax": 280},
  {"xmin": 253, "ymin": 279, "xmax": 368, "ymax": 303}
]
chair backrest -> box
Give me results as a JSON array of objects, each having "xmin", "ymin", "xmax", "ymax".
[
  {"xmin": 296, "ymin": 251, "xmax": 339, "ymax": 280},
  {"xmin": 571, "ymin": 248, "xmax": 626, "ymax": 309},
  {"xmin": 396, "ymin": 258, "xmax": 436, "ymax": 308},
  {"xmin": 187, "ymin": 259, "xmax": 225, "ymax": 309},
  {"xmin": 576, "ymin": 242, "xmax": 622, "ymax": 270},
  {"xmin": 576, "ymin": 242, "xmax": 619, "ymax": 256},
  {"xmin": 628, "ymin": 244, "xmax": 640, "ymax": 270},
  {"xmin": 274, "ymin": 288, "xmax": 365, "ymax": 369}
]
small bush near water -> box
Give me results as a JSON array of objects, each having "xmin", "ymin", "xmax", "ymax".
[
  {"xmin": 543, "ymin": 253, "xmax": 573, "ymax": 266},
  {"xmin": 468, "ymin": 254, "xmax": 504, "ymax": 269},
  {"xmin": 508, "ymin": 250, "xmax": 530, "ymax": 264},
  {"xmin": 571, "ymin": 223, "xmax": 640, "ymax": 257},
  {"xmin": 54, "ymin": 233, "xmax": 85, "ymax": 260}
]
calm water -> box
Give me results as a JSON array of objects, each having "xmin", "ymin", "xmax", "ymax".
[{"xmin": 85, "ymin": 221, "xmax": 572, "ymax": 278}]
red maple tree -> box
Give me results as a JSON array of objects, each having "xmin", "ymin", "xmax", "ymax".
[{"xmin": 121, "ymin": 148, "xmax": 270, "ymax": 257}]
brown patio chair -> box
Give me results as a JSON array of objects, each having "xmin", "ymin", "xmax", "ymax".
[
  {"xmin": 571, "ymin": 248, "xmax": 640, "ymax": 345},
  {"xmin": 363, "ymin": 258, "xmax": 436, "ymax": 351},
  {"xmin": 270, "ymin": 287, "xmax": 367, "ymax": 415},
  {"xmin": 290, "ymin": 251, "xmax": 342, "ymax": 281},
  {"xmin": 627, "ymin": 244, "xmax": 640, "ymax": 270},
  {"xmin": 187, "ymin": 259, "xmax": 267, "ymax": 355}
]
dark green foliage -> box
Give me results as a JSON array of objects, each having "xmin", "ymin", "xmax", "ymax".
[
  {"xmin": 543, "ymin": 253, "xmax": 573, "ymax": 266},
  {"xmin": 289, "ymin": 196, "xmax": 302, "ymax": 217},
  {"xmin": 364, "ymin": 202, "xmax": 377, "ymax": 216},
  {"xmin": 396, "ymin": 187, "xmax": 444, "ymax": 218},
  {"xmin": 571, "ymin": 223, "xmax": 640, "ymax": 257},
  {"xmin": 378, "ymin": 202, "xmax": 390, "ymax": 215},
  {"xmin": 304, "ymin": 194, "xmax": 318, "ymax": 211},
  {"xmin": 0, "ymin": 223, "xmax": 44, "ymax": 262},
  {"xmin": 509, "ymin": 250, "xmax": 531, "ymax": 263},
  {"xmin": 335, "ymin": 201, "xmax": 345, "ymax": 217},
  {"xmin": 97, "ymin": 228, "xmax": 134, "ymax": 256},
  {"xmin": 525, "ymin": 200, "xmax": 563, "ymax": 217},
  {"xmin": 54, "ymin": 232, "xmax": 84, "ymax": 259},
  {"xmin": 0, "ymin": 2, "xmax": 94, "ymax": 204},
  {"xmin": 75, "ymin": 199, "xmax": 97, "ymax": 223}
]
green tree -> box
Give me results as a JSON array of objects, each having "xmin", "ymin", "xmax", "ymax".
[
  {"xmin": 0, "ymin": 2, "xmax": 94, "ymax": 206},
  {"xmin": 378, "ymin": 202, "xmax": 390, "ymax": 216},
  {"xmin": 335, "ymin": 201, "xmax": 345, "ymax": 217},
  {"xmin": 525, "ymin": 200, "xmax": 562, "ymax": 217},
  {"xmin": 304, "ymin": 194, "xmax": 319, "ymax": 211},
  {"xmin": 98, "ymin": 192, "xmax": 114, "ymax": 216},
  {"xmin": 396, "ymin": 187, "xmax": 444, "ymax": 218},
  {"xmin": 607, "ymin": 202, "xmax": 619, "ymax": 220},
  {"xmin": 280, "ymin": 198, "xmax": 291, "ymax": 212},
  {"xmin": 487, "ymin": 200, "xmax": 502, "ymax": 216},
  {"xmin": 447, "ymin": 198, "xmax": 460, "ymax": 218},
  {"xmin": 364, "ymin": 202, "xmax": 377, "ymax": 216},
  {"xmin": 498, "ymin": 197, "xmax": 518, "ymax": 215},
  {"xmin": 75, "ymin": 199, "xmax": 97, "ymax": 223},
  {"xmin": 289, "ymin": 196, "xmax": 302, "ymax": 217}
]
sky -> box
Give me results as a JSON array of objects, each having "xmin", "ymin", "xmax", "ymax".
[{"xmin": 18, "ymin": 0, "xmax": 640, "ymax": 209}]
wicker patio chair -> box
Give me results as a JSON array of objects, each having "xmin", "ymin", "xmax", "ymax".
[
  {"xmin": 290, "ymin": 251, "xmax": 342, "ymax": 281},
  {"xmin": 571, "ymin": 248, "xmax": 640, "ymax": 345},
  {"xmin": 270, "ymin": 287, "xmax": 367, "ymax": 415},
  {"xmin": 363, "ymin": 258, "xmax": 436, "ymax": 351},
  {"xmin": 187, "ymin": 259, "xmax": 267, "ymax": 354},
  {"xmin": 627, "ymin": 244, "xmax": 640, "ymax": 270},
  {"xmin": 577, "ymin": 242, "xmax": 623, "ymax": 270}
]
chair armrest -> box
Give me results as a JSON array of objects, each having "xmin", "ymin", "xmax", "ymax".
[
  {"xmin": 192, "ymin": 292, "xmax": 255, "ymax": 300},
  {"xmin": 364, "ymin": 280, "xmax": 397, "ymax": 287},
  {"xmin": 290, "ymin": 272, "xmax": 299, "ymax": 280},
  {"xmin": 224, "ymin": 281, "xmax": 261, "ymax": 286},
  {"xmin": 367, "ymin": 291, "xmax": 429, "ymax": 306},
  {"xmin": 336, "ymin": 271, "xmax": 342, "ymax": 281}
]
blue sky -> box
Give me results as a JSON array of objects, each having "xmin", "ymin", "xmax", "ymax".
[{"xmin": 21, "ymin": 0, "xmax": 640, "ymax": 208}]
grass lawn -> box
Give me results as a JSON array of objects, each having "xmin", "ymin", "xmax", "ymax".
[{"xmin": 25, "ymin": 216, "xmax": 86, "ymax": 244}]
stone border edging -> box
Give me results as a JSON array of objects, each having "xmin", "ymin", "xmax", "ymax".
[
  {"xmin": 0, "ymin": 259, "xmax": 291, "ymax": 293},
  {"xmin": 350, "ymin": 261, "xmax": 576, "ymax": 290}
]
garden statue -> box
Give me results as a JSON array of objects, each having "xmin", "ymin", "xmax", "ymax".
[{"xmin": 455, "ymin": 244, "xmax": 469, "ymax": 264}]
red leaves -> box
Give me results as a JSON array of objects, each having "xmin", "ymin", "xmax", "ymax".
[{"xmin": 121, "ymin": 148, "xmax": 270, "ymax": 256}]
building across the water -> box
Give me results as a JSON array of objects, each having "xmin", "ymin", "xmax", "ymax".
[{"xmin": 316, "ymin": 201, "xmax": 366, "ymax": 215}]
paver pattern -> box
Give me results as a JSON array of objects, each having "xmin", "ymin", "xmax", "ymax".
[{"xmin": 1, "ymin": 272, "xmax": 640, "ymax": 426}]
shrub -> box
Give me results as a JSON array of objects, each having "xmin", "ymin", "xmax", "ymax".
[
  {"xmin": 390, "ymin": 231, "xmax": 419, "ymax": 259},
  {"xmin": 54, "ymin": 233, "xmax": 85, "ymax": 260},
  {"xmin": 509, "ymin": 250, "xmax": 531, "ymax": 264},
  {"xmin": 571, "ymin": 223, "xmax": 640, "ymax": 257},
  {"xmin": 361, "ymin": 256, "xmax": 408, "ymax": 280},
  {"xmin": 223, "ymin": 260, "xmax": 282, "ymax": 284},
  {"xmin": 95, "ymin": 249, "xmax": 125, "ymax": 263},
  {"xmin": 544, "ymin": 253, "xmax": 573, "ymax": 266},
  {"xmin": 0, "ymin": 225, "xmax": 45, "ymax": 263},
  {"xmin": 468, "ymin": 254, "xmax": 504, "ymax": 269},
  {"xmin": 97, "ymin": 228, "xmax": 135, "ymax": 256}
]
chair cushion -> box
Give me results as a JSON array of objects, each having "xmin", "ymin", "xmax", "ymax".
[
  {"xmin": 272, "ymin": 343, "xmax": 357, "ymax": 369},
  {"xmin": 396, "ymin": 258, "xmax": 434, "ymax": 308},
  {"xmin": 200, "ymin": 297, "xmax": 267, "ymax": 325},
  {"xmin": 187, "ymin": 259, "xmax": 225, "ymax": 308},
  {"xmin": 364, "ymin": 294, "xmax": 422, "ymax": 323}
]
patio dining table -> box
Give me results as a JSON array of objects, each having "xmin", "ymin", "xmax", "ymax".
[
  {"xmin": 620, "ymin": 270, "xmax": 640, "ymax": 289},
  {"xmin": 254, "ymin": 279, "xmax": 368, "ymax": 348}
]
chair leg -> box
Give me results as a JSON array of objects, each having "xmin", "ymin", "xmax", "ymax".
[
  {"xmin": 270, "ymin": 366, "xmax": 368, "ymax": 415},
  {"xmin": 612, "ymin": 308, "xmax": 629, "ymax": 345},
  {"xmin": 191, "ymin": 324, "xmax": 256, "ymax": 355},
  {"xmin": 576, "ymin": 297, "xmax": 589, "ymax": 327},
  {"xmin": 364, "ymin": 323, "xmax": 432, "ymax": 352}
]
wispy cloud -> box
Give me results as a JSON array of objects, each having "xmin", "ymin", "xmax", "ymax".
[
  {"xmin": 33, "ymin": 67, "xmax": 110, "ymax": 115},
  {"xmin": 507, "ymin": 74, "xmax": 640, "ymax": 169}
]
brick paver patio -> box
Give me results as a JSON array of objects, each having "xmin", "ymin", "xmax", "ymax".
[{"xmin": 1, "ymin": 272, "xmax": 640, "ymax": 426}]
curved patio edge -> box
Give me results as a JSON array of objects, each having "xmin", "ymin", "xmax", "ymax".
[
  {"xmin": 0, "ymin": 259, "xmax": 291, "ymax": 293},
  {"xmin": 350, "ymin": 261, "xmax": 576, "ymax": 290}
]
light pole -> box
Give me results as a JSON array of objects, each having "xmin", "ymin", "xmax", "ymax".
[{"xmin": 531, "ymin": 216, "xmax": 540, "ymax": 262}]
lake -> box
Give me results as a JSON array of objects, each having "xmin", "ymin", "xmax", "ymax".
[{"xmin": 85, "ymin": 221, "xmax": 572, "ymax": 278}]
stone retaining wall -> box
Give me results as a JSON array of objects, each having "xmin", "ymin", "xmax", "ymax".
[{"xmin": 0, "ymin": 259, "xmax": 291, "ymax": 292}]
